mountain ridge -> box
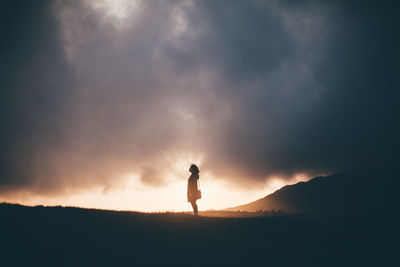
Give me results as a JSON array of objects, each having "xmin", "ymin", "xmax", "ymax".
[{"xmin": 225, "ymin": 167, "xmax": 397, "ymax": 216}]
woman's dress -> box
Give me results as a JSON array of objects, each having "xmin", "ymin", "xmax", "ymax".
[{"xmin": 187, "ymin": 173, "xmax": 199, "ymax": 202}]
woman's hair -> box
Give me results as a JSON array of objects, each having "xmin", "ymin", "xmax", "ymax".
[{"xmin": 189, "ymin": 164, "xmax": 200, "ymax": 173}]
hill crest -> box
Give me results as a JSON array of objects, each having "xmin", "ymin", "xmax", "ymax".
[{"xmin": 225, "ymin": 167, "xmax": 397, "ymax": 216}]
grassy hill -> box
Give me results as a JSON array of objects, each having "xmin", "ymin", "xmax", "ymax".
[
  {"xmin": 225, "ymin": 167, "xmax": 398, "ymax": 216},
  {"xmin": 0, "ymin": 202, "xmax": 397, "ymax": 266}
]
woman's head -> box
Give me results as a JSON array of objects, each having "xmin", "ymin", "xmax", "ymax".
[{"xmin": 189, "ymin": 164, "xmax": 199, "ymax": 174}]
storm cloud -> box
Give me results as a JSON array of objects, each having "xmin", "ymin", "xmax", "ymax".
[{"xmin": 1, "ymin": 0, "xmax": 399, "ymax": 197}]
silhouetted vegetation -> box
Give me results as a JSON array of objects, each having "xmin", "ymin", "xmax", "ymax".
[
  {"xmin": 227, "ymin": 167, "xmax": 399, "ymax": 217},
  {"xmin": 0, "ymin": 202, "xmax": 397, "ymax": 267}
]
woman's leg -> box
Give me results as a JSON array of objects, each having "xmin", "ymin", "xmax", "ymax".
[{"xmin": 190, "ymin": 200, "xmax": 198, "ymax": 215}]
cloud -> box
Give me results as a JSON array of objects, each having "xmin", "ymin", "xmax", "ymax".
[{"xmin": 1, "ymin": 0, "xmax": 399, "ymax": 197}]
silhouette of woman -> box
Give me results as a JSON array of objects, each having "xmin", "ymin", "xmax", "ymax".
[{"xmin": 187, "ymin": 164, "xmax": 200, "ymax": 216}]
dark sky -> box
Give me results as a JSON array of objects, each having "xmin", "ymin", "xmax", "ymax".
[{"xmin": 1, "ymin": 0, "xmax": 399, "ymax": 198}]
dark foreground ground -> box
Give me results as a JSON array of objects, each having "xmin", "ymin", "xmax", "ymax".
[{"xmin": 0, "ymin": 203, "xmax": 398, "ymax": 267}]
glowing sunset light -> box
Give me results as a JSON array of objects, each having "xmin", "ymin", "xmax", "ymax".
[
  {"xmin": 2, "ymin": 0, "xmax": 396, "ymax": 215},
  {"xmin": 1, "ymin": 1, "xmax": 397, "ymax": 266},
  {"xmin": 0, "ymin": 166, "xmax": 309, "ymax": 212}
]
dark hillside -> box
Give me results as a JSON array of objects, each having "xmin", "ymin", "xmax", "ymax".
[
  {"xmin": 0, "ymin": 203, "xmax": 397, "ymax": 266},
  {"xmin": 226, "ymin": 167, "xmax": 398, "ymax": 216}
]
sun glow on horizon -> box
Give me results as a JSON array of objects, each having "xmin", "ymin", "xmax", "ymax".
[
  {"xmin": 0, "ymin": 172, "xmax": 309, "ymax": 212},
  {"xmin": 0, "ymin": 149, "xmax": 311, "ymax": 212}
]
